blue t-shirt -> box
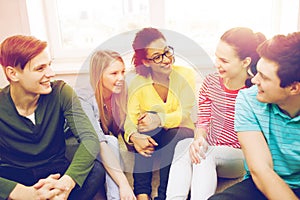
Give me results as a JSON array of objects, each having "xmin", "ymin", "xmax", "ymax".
[{"xmin": 235, "ymin": 86, "xmax": 300, "ymax": 189}]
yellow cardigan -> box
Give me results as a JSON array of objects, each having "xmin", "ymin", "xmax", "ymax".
[{"xmin": 124, "ymin": 65, "xmax": 196, "ymax": 144}]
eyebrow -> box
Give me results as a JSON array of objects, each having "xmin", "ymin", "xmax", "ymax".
[
  {"xmin": 32, "ymin": 60, "xmax": 52, "ymax": 70},
  {"xmin": 257, "ymin": 71, "xmax": 270, "ymax": 79},
  {"xmin": 149, "ymin": 46, "xmax": 168, "ymax": 57}
]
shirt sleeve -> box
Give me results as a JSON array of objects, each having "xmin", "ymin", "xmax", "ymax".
[
  {"xmin": 196, "ymin": 75, "xmax": 212, "ymax": 132},
  {"xmin": 0, "ymin": 177, "xmax": 17, "ymax": 200},
  {"xmin": 234, "ymin": 88, "xmax": 262, "ymax": 132},
  {"xmin": 76, "ymin": 84, "xmax": 107, "ymax": 142},
  {"xmin": 60, "ymin": 83, "xmax": 100, "ymax": 187},
  {"xmin": 124, "ymin": 84, "xmax": 141, "ymax": 144}
]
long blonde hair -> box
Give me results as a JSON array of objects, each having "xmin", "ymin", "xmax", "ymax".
[{"xmin": 89, "ymin": 50, "xmax": 127, "ymax": 136}]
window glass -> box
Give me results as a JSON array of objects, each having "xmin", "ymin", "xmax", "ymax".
[
  {"xmin": 26, "ymin": 0, "xmax": 299, "ymax": 72},
  {"xmin": 55, "ymin": 0, "xmax": 150, "ymax": 49}
]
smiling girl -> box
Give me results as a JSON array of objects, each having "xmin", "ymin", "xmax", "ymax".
[
  {"xmin": 124, "ymin": 27, "xmax": 195, "ymax": 200},
  {"xmin": 77, "ymin": 50, "xmax": 135, "ymax": 200},
  {"xmin": 166, "ymin": 27, "xmax": 266, "ymax": 200}
]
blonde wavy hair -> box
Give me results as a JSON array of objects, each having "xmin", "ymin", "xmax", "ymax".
[{"xmin": 89, "ymin": 50, "xmax": 127, "ymax": 136}]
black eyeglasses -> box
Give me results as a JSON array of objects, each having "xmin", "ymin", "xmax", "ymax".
[{"xmin": 147, "ymin": 46, "xmax": 174, "ymax": 64}]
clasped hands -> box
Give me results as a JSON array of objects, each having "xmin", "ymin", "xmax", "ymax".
[
  {"xmin": 189, "ymin": 136, "xmax": 209, "ymax": 164},
  {"xmin": 9, "ymin": 174, "xmax": 75, "ymax": 200},
  {"xmin": 130, "ymin": 112, "xmax": 161, "ymax": 157}
]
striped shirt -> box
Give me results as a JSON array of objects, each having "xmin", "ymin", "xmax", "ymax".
[
  {"xmin": 196, "ymin": 73, "xmax": 245, "ymax": 148},
  {"xmin": 235, "ymin": 86, "xmax": 300, "ymax": 188}
]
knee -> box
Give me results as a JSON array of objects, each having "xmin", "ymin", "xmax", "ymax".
[
  {"xmin": 172, "ymin": 138, "xmax": 193, "ymax": 163},
  {"xmin": 208, "ymin": 193, "xmax": 231, "ymax": 200},
  {"xmin": 105, "ymin": 135, "xmax": 119, "ymax": 148}
]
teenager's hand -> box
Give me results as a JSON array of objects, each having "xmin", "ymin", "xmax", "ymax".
[
  {"xmin": 50, "ymin": 175, "xmax": 75, "ymax": 200},
  {"xmin": 9, "ymin": 174, "xmax": 63, "ymax": 200},
  {"xmin": 33, "ymin": 174, "xmax": 75, "ymax": 200},
  {"xmin": 8, "ymin": 184, "xmax": 38, "ymax": 200},
  {"xmin": 189, "ymin": 136, "xmax": 209, "ymax": 164},
  {"xmin": 119, "ymin": 182, "xmax": 136, "ymax": 200},
  {"xmin": 137, "ymin": 112, "xmax": 161, "ymax": 132},
  {"xmin": 130, "ymin": 132, "xmax": 158, "ymax": 157}
]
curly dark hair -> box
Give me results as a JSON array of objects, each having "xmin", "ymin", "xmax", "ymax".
[{"xmin": 132, "ymin": 27, "xmax": 166, "ymax": 77}]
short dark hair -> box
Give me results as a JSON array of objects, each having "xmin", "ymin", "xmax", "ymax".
[
  {"xmin": 257, "ymin": 32, "xmax": 300, "ymax": 87},
  {"xmin": 132, "ymin": 27, "xmax": 166, "ymax": 77}
]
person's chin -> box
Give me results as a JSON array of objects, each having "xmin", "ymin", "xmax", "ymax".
[
  {"xmin": 40, "ymin": 87, "xmax": 52, "ymax": 95},
  {"xmin": 112, "ymin": 88, "xmax": 122, "ymax": 94},
  {"xmin": 256, "ymin": 93, "xmax": 267, "ymax": 103}
]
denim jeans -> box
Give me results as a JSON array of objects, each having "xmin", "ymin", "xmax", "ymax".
[
  {"xmin": 208, "ymin": 177, "xmax": 300, "ymax": 200},
  {"xmin": 133, "ymin": 127, "xmax": 193, "ymax": 200},
  {"xmin": 0, "ymin": 158, "xmax": 106, "ymax": 200}
]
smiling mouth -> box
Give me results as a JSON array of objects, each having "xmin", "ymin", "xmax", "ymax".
[
  {"xmin": 218, "ymin": 69, "xmax": 225, "ymax": 74},
  {"xmin": 256, "ymin": 86, "xmax": 264, "ymax": 94},
  {"xmin": 160, "ymin": 64, "xmax": 171, "ymax": 69},
  {"xmin": 40, "ymin": 81, "xmax": 50, "ymax": 85},
  {"xmin": 115, "ymin": 82, "xmax": 123, "ymax": 87}
]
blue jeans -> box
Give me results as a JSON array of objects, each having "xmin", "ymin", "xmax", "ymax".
[
  {"xmin": 208, "ymin": 177, "xmax": 300, "ymax": 200},
  {"xmin": 133, "ymin": 127, "xmax": 193, "ymax": 200}
]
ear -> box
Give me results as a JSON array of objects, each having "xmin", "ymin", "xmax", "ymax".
[
  {"xmin": 242, "ymin": 57, "xmax": 252, "ymax": 69},
  {"xmin": 289, "ymin": 82, "xmax": 300, "ymax": 95},
  {"xmin": 5, "ymin": 66, "xmax": 20, "ymax": 82},
  {"xmin": 142, "ymin": 59, "xmax": 151, "ymax": 67}
]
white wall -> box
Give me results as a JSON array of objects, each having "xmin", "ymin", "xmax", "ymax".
[
  {"xmin": 0, "ymin": 0, "xmax": 79, "ymax": 88},
  {"xmin": 0, "ymin": 0, "xmax": 28, "ymax": 87}
]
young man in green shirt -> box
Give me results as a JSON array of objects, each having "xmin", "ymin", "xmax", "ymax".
[{"xmin": 0, "ymin": 35, "xmax": 106, "ymax": 200}]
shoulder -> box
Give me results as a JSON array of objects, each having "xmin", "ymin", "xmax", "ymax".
[
  {"xmin": 128, "ymin": 74, "xmax": 151, "ymax": 89},
  {"xmin": 0, "ymin": 85, "xmax": 11, "ymax": 106},
  {"xmin": 51, "ymin": 80, "xmax": 67, "ymax": 90},
  {"xmin": 172, "ymin": 66, "xmax": 196, "ymax": 87},
  {"xmin": 199, "ymin": 73, "xmax": 220, "ymax": 90},
  {"xmin": 173, "ymin": 65, "xmax": 195, "ymax": 76},
  {"xmin": 75, "ymin": 83, "xmax": 95, "ymax": 101},
  {"xmin": 49, "ymin": 80, "xmax": 75, "ymax": 97},
  {"xmin": 238, "ymin": 85, "xmax": 259, "ymax": 99},
  {"xmin": 0, "ymin": 85, "xmax": 9, "ymax": 96},
  {"xmin": 236, "ymin": 86, "xmax": 268, "ymax": 111},
  {"xmin": 203, "ymin": 72, "xmax": 219, "ymax": 82}
]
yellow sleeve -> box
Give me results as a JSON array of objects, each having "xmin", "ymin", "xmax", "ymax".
[
  {"xmin": 124, "ymin": 88, "xmax": 141, "ymax": 144},
  {"xmin": 124, "ymin": 76, "xmax": 147, "ymax": 144}
]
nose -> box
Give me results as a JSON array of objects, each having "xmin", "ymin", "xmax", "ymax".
[
  {"xmin": 45, "ymin": 66, "xmax": 56, "ymax": 77},
  {"xmin": 117, "ymin": 72, "xmax": 124, "ymax": 81},
  {"xmin": 162, "ymin": 54, "xmax": 172, "ymax": 64},
  {"xmin": 215, "ymin": 58, "xmax": 221, "ymax": 68}
]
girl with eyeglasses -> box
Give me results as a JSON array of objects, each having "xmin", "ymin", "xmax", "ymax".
[
  {"xmin": 166, "ymin": 27, "xmax": 266, "ymax": 200},
  {"xmin": 124, "ymin": 27, "xmax": 196, "ymax": 200}
]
